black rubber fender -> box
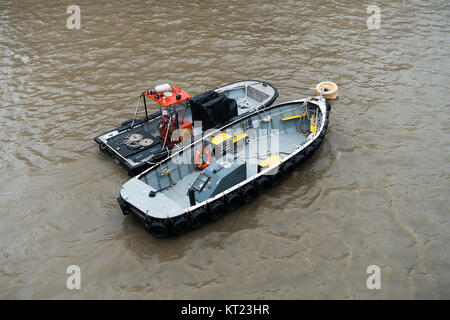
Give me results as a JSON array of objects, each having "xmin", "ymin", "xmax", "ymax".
[
  {"xmin": 281, "ymin": 161, "xmax": 295, "ymax": 178},
  {"xmin": 269, "ymin": 169, "xmax": 283, "ymax": 187},
  {"xmin": 209, "ymin": 200, "xmax": 226, "ymax": 220},
  {"xmin": 319, "ymin": 130, "xmax": 326, "ymax": 141},
  {"xmin": 172, "ymin": 216, "xmax": 190, "ymax": 236},
  {"xmin": 293, "ymin": 153, "xmax": 305, "ymax": 167},
  {"xmin": 318, "ymin": 136, "xmax": 324, "ymax": 145},
  {"xmin": 189, "ymin": 208, "xmax": 208, "ymax": 229},
  {"xmin": 240, "ymin": 184, "xmax": 256, "ymax": 204},
  {"xmin": 323, "ymin": 118, "xmax": 329, "ymax": 131},
  {"xmin": 225, "ymin": 192, "xmax": 242, "ymax": 212},
  {"xmin": 149, "ymin": 221, "xmax": 169, "ymax": 238},
  {"xmin": 117, "ymin": 196, "xmax": 129, "ymax": 215},
  {"xmin": 308, "ymin": 145, "xmax": 317, "ymax": 157},
  {"xmin": 312, "ymin": 137, "xmax": 322, "ymax": 148},
  {"xmin": 303, "ymin": 145, "xmax": 314, "ymax": 158},
  {"xmin": 255, "ymin": 176, "xmax": 270, "ymax": 194}
]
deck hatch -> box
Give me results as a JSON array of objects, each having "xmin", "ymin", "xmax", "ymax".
[{"xmin": 192, "ymin": 173, "xmax": 210, "ymax": 192}]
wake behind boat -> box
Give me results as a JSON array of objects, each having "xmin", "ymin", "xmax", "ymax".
[
  {"xmin": 94, "ymin": 80, "xmax": 278, "ymax": 175},
  {"xmin": 118, "ymin": 94, "xmax": 331, "ymax": 238}
]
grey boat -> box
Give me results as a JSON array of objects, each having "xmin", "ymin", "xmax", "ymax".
[
  {"xmin": 118, "ymin": 95, "xmax": 331, "ymax": 237},
  {"xmin": 94, "ymin": 80, "xmax": 278, "ymax": 175}
]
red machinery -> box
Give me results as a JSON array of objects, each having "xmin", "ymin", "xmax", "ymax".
[
  {"xmin": 158, "ymin": 110, "xmax": 177, "ymax": 146},
  {"xmin": 146, "ymin": 84, "xmax": 193, "ymax": 147},
  {"xmin": 144, "ymin": 84, "xmax": 191, "ymax": 108}
]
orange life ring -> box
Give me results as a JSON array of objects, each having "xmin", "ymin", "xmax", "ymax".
[{"xmin": 195, "ymin": 147, "xmax": 211, "ymax": 170}]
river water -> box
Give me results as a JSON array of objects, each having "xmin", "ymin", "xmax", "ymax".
[{"xmin": 1, "ymin": 0, "xmax": 449, "ymax": 299}]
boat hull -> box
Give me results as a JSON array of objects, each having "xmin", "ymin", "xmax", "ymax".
[{"xmin": 118, "ymin": 97, "xmax": 331, "ymax": 238}]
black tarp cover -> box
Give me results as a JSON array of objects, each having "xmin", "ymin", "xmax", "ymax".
[{"xmin": 189, "ymin": 90, "xmax": 238, "ymax": 130}]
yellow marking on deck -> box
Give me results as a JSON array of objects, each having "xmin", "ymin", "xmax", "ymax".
[
  {"xmin": 310, "ymin": 114, "xmax": 317, "ymax": 133},
  {"xmin": 233, "ymin": 133, "xmax": 248, "ymax": 143},
  {"xmin": 210, "ymin": 132, "xmax": 232, "ymax": 145},
  {"xmin": 258, "ymin": 155, "xmax": 283, "ymax": 168},
  {"xmin": 281, "ymin": 112, "xmax": 307, "ymax": 121}
]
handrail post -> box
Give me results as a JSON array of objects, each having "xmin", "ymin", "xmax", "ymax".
[
  {"xmin": 130, "ymin": 94, "xmax": 142, "ymax": 129},
  {"xmin": 143, "ymin": 92, "xmax": 149, "ymax": 121}
]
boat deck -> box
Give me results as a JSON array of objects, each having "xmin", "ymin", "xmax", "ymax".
[{"xmin": 224, "ymin": 87, "xmax": 269, "ymax": 115}]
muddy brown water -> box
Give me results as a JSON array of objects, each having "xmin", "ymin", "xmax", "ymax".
[{"xmin": 1, "ymin": 0, "xmax": 449, "ymax": 299}]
